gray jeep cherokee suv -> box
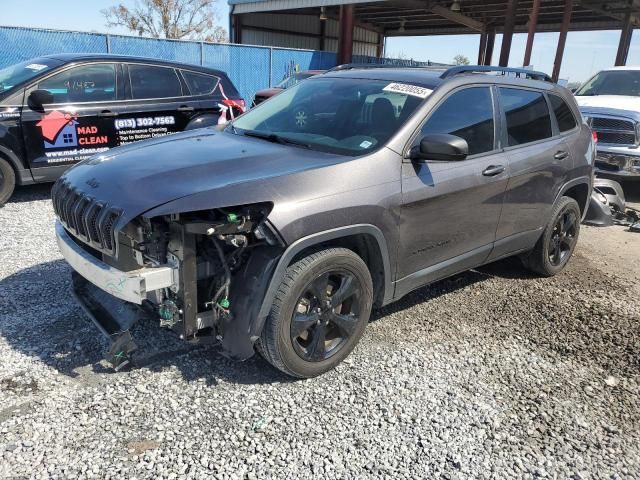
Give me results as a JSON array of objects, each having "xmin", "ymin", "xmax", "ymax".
[{"xmin": 53, "ymin": 65, "xmax": 594, "ymax": 377}]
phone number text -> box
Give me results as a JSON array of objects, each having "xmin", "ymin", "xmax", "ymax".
[{"xmin": 115, "ymin": 116, "xmax": 176, "ymax": 130}]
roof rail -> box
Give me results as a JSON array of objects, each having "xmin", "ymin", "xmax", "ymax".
[
  {"xmin": 329, "ymin": 63, "xmax": 448, "ymax": 72},
  {"xmin": 440, "ymin": 65, "xmax": 553, "ymax": 82}
]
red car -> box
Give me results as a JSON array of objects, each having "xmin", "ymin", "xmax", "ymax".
[{"xmin": 252, "ymin": 70, "xmax": 325, "ymax": 106}]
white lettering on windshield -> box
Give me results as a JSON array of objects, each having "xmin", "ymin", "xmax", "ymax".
[{"xmin": 383, "ymin": 83, "xmax": 433, "ymax": 99}]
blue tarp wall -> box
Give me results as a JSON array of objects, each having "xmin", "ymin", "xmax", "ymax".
[{"xmin": 0, "ymin": 26, "xmax": 437, "ymax": 103}]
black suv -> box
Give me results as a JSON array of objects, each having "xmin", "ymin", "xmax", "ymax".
[
  {"xmin": 53, "ymin": 65, "xmax": 594, "ymax": 377},
  {"xmin": 0, "ymin": 54, "xmax": 244, "ymax": 204}
]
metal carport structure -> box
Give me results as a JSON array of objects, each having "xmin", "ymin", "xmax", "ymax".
[{"xmin": 229, "ymin": 0, "xmax": 640, "ymax": 81}]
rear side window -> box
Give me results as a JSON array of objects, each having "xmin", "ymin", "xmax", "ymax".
[
  {"xmin": 182, "ymin": 70, "xmax": 220, "ymax": 95},
  {"xmin": 129, "ymin": 64, "xmax": 182, "ymax": 99},
  {"xmin": 419, "ymin": 86, "xmax": 495, "ymax": 156},
  {"xmin": 499, "ymin": 88, "xmax": 552, "ymax": 146},
  {"xmin": 549, "ymin": 94, "xmax": 577, "ymax": 132},
  {"xmin": 37, "ymin": 63, "xmax": 116, "ymax": 103}
]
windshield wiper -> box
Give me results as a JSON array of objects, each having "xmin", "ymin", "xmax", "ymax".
[{"xmin": 242, "ymin": 129, "xmax": 311, "ymax": 149}]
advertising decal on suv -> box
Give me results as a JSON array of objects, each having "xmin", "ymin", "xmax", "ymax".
[
  {"xmin": 37, "ymin": 110, "xmax": 110, "ymax": 163},
  {"xmin": 0, "ymin": 54, "xmax": 246, "ymax": 205}
]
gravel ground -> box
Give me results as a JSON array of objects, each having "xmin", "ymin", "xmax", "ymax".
[{"xmin": 1, "ymin": 184, "xmax": 639, "ymax": 480}]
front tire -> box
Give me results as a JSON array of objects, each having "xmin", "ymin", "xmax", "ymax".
[
  {"xmin": 522, "ymin": 196, "xmax": 581, "ymax": 277},
  {"xmin": 0, "ymin": 157, "xmax": 16, "ymax": 206},
  {"xmin": 258, "ymin": 248, "xmax": 373, "ymax": 378}
]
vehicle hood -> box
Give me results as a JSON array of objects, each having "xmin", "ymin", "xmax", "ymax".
[
  {"xmin": 60, "ymin": 128, "xmax": 343, "ymax": 226},
  {"xmin": 575, "ymin": 95, "xmax": 640, "ymax": 119},
  {"xmin": 254, "ymin": 87, "xmax": 283, "ymax": 98}
]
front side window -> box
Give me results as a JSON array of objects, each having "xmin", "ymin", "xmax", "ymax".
[
  {"xmin": 230, "ymin": 77, "xmax": 428, "ymax": 155},
  {"xmin": 499, "ymin": 88, "xmax": 552, "ymax": 146},
  {"xmin": 129, "ymin": 64, "xmax": 182, "ymax": 99},
  {"xmin": 182, "ymin": 70, "xmax": 220, "ymax": 95},
  {"xmin": 549, "ymin": 94, "xmax": 577, "ymax": 132},
  {"xmin": 37, "ymin": 63, "xmax": 116, "ymax": 104},
  {"xmin": 418, "ymin": 87, "xmax": 495, "ymax": 156}
]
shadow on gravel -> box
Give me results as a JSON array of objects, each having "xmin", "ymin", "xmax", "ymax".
[
  {"xmin": 372, "ymin": 256, "xmax": 532, "ymax": 321},
  {"xmin": 0, "ymin": 259, "xmax": 293, "ymax": 386},
  {"xmin": 3, "ymin": 184, "xmax": 52, "ymax": 204}
]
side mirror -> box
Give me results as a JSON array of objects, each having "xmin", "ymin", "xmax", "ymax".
[
  {"xmin": 27, "ymin": 89, "xmax": 54, "ymax": 111},
  {"xmin": 413, "ymin": 133, "xmax": 468, "ymax": 161}
]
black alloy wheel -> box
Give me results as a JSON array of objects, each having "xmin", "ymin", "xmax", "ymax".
[
  {"xmin": 258, "ymin": 248, "xmax": 373, "ymax": 378},
  {"xmin": 290, "ymin": 270, "xmax": 362, "ymax": 362},
  {"xmin": 548, "ymin": 210, "xmax": 578, "ymax": 266}
]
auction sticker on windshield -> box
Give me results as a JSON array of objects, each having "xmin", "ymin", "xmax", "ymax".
[{"xmin": 383, "ymin": 83, "xmax": 433, "ymax": 99}]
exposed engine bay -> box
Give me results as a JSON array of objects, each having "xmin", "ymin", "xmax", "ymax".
[{"xmin": 70, "ymin": 204, "xmax": 284, "ymax": 370}]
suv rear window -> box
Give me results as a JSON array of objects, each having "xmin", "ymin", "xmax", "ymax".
[
  {"xmin": 549, "ymin": 94, "xmax": 577, "ymax": 132},
  {"xmin": 182, "ymin": 70, "xmax": 220, "ymax": 95},
  {"xmin": 129, "ymin": 64, "xmax": 182, "ymax": 99},
  {"xmin": 500, "ymin": 88, "xmax": 552, "ymax": 146}
]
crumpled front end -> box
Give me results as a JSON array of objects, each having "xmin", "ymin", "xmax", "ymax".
[{"xmin": 54, "ymin": 191, "xmax": 284, "ymax": 369}]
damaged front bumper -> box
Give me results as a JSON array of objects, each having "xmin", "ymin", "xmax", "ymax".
[
  {"xmin": 56, "ymin": 222, "xmax": 178, "ymax": 305},
  {"xmin": 56, "ymin": 221, "xmax": 179, "ymax": 369}
]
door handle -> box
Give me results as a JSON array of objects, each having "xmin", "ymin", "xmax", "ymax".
[
  {"xmin": 177, "ymin": 105, "xmax": 195, "ymax": 112},
  {"xmin": 482, "ymin": 165, "xmax": 505, "ymax": 177},
  {"xmin": 98, "ymin": 110, "xmax": 118, "ymax": 117},
  {"xmin": 554, "ymin": 151, "xmax": 569, "ymax": 160}
]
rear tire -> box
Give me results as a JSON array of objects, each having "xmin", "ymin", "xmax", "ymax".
[
  {"xmin": 522, "ymin": 196, "xmax": 581, "ymax": 277},
  {"xmin": 0, "ymin": 157, "xmax": 15, "ymax": 206},
  {"xmin": 258, "ymin": 248, "xmax": 373, "ymax": 378}
]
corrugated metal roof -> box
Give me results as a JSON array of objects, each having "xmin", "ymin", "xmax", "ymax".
[{"xmin": 229, "ymin": 0, "xmax": 384, "ymax": 14}]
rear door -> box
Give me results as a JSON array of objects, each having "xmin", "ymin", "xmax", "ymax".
[
  {"xmin": 114, "ymin": 63, "xmax": 196, "ymax": 146},
  {"xmin": 397, "ymin": 86, "xmax": 508, "ymax": 295},
  {"xmin": 490, "ymin": 87, "xmax": 571, "ymax": 259},
  {"xmin": 20, "ymin": 62, "xmax": 123, "ymax": 178}
]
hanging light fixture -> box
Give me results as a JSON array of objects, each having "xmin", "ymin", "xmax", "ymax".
[
  {"xmin": 450, "ymin": 1, "xmax": 461, "ymax": 12},
  {"xmin": 319, "ymin": 6, "xmax": 328, "ymax": 21},
  {"xmin": 398, "ymin": 18, "xmax": 406, "ymax": 32}
]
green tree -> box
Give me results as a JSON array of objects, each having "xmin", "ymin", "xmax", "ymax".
[
  {"xmin": 103, "ymin": 0, "xmax": 227, "ymax": 43},
  {"xmin": 453, "ymin": 54, "xmax": 471, "ymax": 65}
]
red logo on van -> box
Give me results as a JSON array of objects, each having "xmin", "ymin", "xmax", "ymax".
[{"xmin": 37, "ymin": 110, "xmax": 78, "ymax": 147}]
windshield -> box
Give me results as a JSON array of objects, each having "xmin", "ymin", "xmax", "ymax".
[
  {"xmin": 0, "ymin": 58, "xmax": 61, "ymax": 94},
  {"xmin": 575, "ymin": 70, "xmax": 640, "ymax": 96},
  {"xmin": 276, "ymin": 72, "xmax": 315, "ymax": 89},
  {"xmin": 231, "ymin": 77, "xmax": 430, "ymax": 155}
]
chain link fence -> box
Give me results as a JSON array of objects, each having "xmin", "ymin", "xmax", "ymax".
[{"xmin": 0, "ymin": 26, "xmax": 440, "ymax": 103}]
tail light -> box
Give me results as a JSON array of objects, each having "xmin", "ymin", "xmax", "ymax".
[
  {"xmin": 592, "ymin": 130, "xmax": 598, "ymax": 143},
  {"xmin": 223, "ymin": 98, "xmax": 246, "ymax": 113}
]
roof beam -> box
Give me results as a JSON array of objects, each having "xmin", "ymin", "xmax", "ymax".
[{"xmin": 429, "ymin": 4, "xmax": 486, "ymax": 31}]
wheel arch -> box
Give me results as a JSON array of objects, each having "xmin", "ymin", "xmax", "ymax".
[
  {"xmin": 253, "ymin": 224, "xmax": 393, "ymax": 336},
  {"xmin": 556, "ymin": 176, "xmax": 592, "ymax": 220},
  {"xmin": 184, "ymin": 113, "xmax": 219, "ymax": 131}
]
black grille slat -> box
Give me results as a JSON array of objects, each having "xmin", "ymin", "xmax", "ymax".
[
  {"xmin": 52, "ymin": 183, "xmax": 120, "ymax": 255},
  {"xmin": 592, "ymin": 117, "xmax": 634, "ymax": 131},
  {"xmin": 87, "ymin": 203, "xmax": 104, "ymax": 246},
  {"xmin": 597, "ymin": 132, "xmax": 636, "ymax": 145},
  {"xmin": 73, "ymin": 196, "xmax": 91, "ymax": 237},
  {"xmin": 590, "ymin": 116, "xmax": 637, "ymax": 146},
  {"xmin": 100, "ymin": 210, "xmax": 120, "ymax": 252}
]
